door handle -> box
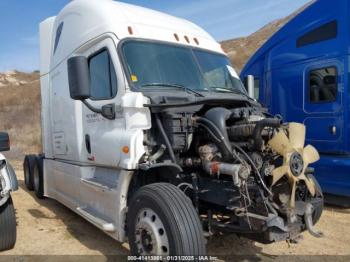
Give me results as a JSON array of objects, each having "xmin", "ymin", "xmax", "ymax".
[
  {"xmin": 85, "ymin": 134, "xmax": 91, "ymax": 154},
  {"xmin": 329, "ymin": 126, "xmax": 337, "ymax": 136}
]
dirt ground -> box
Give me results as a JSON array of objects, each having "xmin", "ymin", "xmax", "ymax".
[{"xmin": 1, "ymin": 161, "xmax": 350, "ymax": 261}]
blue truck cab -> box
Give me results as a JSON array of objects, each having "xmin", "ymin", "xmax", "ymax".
[{"xmin": 241, "ymin": 0, "xmax": 350, "ymax": 197}]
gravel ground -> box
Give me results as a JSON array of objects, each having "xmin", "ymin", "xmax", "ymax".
[{"xmin": 1, "ymin": 161, "xmax": 350, "ymax": 261}]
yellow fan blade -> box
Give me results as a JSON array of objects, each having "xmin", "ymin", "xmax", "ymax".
[
  {"xmin": 268, "ymin": 130, "xmax": 293, "ymax": 156},
  {"xmin": 290, "ymin": 180, "xmax": 297, "ymax": 208},
  {"xmin": 272, "ymin": 165, "xmax": 289, "ymax": 185},
  {"xmin": 303, "ymin": 145, "xmax": 320, "ymax": 164},
  {"xmin": 289, "ymin": 123, "xmax": 306, "ymax": 149},
  {"xmin": 301, "ymin": 174, "xmax": 316, "ymax": 196}
]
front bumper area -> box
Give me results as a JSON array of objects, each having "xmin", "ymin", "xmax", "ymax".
[{"xmin": 209, "ymin": 199, "xmax": 323, "ymax": 244}]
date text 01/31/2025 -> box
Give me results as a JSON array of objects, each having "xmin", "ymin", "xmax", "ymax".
[{"xmin": 127, "ymin": 256, "xmax": 219, "ymax": 261}]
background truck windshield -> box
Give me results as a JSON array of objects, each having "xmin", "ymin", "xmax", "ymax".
[{"xmin": 122, "ymin": 41, "xmax": 246, "ymax": 94}]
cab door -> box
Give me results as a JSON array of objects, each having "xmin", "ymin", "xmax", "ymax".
[
  {"xmin": 74, "ymin": 37, "xmax": 127, "ymax": 226},
  {"xmin": 78, "ymin": 37, "xmax": 126, "ymax": 167},
  {"xmin": 303, "ymin": 59, "xmax": 344, "ymax": 153}
]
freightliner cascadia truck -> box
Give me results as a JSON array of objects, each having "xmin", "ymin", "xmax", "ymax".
[
  {"xmin": 241, "ymin": 0, "xmax": 350, "ymax": 202},
  {"xmin": 24, "ymin": 0, "xmax": 324, "ymax": 256}
]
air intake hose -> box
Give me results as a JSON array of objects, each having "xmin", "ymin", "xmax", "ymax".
[
  {"xmin": 197, "ymin": 108, "xmax": 233, "ymax": 161},
  {"xmin": 204, "ymin": 108, "xmax": 232, "ymax": 142},
  {"xmin": 253, "ymin": 118, "xmax": 282, "ymax": 151}
]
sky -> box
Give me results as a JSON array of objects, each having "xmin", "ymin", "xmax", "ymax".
[{"xmin": 0, "ymin": 0, "xmax": 310, "ymax": 72}]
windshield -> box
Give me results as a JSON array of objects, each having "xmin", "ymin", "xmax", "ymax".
[{"xmin": 122, "ymin": 41, "xmax": 246, "ymax": 94}]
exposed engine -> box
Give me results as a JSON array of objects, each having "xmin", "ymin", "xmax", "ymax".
[{"xmin": 140, "ymin": 97, "xmax": 324, "ymax": 243}]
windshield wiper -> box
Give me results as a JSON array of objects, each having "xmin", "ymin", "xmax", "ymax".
[
  {"xmin": 141, "ymin": 83, "xmax": 204, "ymax": 97},
  {"xmin": 210, "ymin": 87, "xmax": 235, "ymax": 93},
  {"xmin": 210, "ymin": 86, "xmax": 253, "ymax": 100}
]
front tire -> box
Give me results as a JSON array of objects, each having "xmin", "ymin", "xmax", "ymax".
[
  {"xmin": 127, "ymin": 183, "xmax": 206, "ymax": 256},
  {"xmin": 0, "ymin": 197, "xmax": 16, "ymax": 251}
]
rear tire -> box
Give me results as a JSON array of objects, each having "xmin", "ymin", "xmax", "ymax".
[
  {"xmin": 33, "ymin": 156, "xmax": 45, "ymax": 199},
  {"xmin": 0, "ymin": 197, "xmax": 16, "ymax": 251},
  {"xmin": 127, "ymin": 183, "xmax": 206, "ymax": 256},
  {"xmin": 23, "ymin": 155, "xmax": 36, "ymax": 191}
]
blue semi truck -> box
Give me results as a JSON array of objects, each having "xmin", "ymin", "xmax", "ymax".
[{"xmin": 241, "ymin": 0, "xmax": 350, "ymax": 199}]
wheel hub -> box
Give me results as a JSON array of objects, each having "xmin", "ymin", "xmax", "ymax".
[
  {"xmin": 140, "ymin": 229, "xmax": 153, "ymax": 253},
  {"xmin": 135, "ymin": 208, "xmax": 169, "ymax": 256}
]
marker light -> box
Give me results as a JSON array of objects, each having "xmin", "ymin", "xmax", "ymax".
[
  {"xmin": 174, "ymin": 33, "xmax": 179, "ymax": 41},
  {"xmin": 128, "ymin": 26, "xmax": 133, "ymax": 35},
  {"xmin": 122, "ymin": 146, "xmax": 130, "ymax": 154},
  {"xmin": 194, "ymin": 38, "xmax": 199, "ymax": 45}
]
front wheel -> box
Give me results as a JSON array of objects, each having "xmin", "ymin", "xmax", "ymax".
[
  {"xmin": 127, "ymin": 183, "xmax": 206, "ymax": 256},
  {"xmin": 0, "ymin": 197, "xmax": 16, "ymax": 251}
]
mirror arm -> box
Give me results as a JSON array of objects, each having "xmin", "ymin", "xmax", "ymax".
[
  {"xmin": 81, "ymin": 100, "xmax": 116, "ymax": 120},
  {"xmin": 82, "ymin": 100, "xmax": 102, "ymax": 114}
]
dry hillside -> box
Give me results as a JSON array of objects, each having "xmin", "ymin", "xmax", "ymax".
[
  {"xmin": 0, "ymin": 71, "xmax": 41, "ymax": 160},
  {"xmin": 221, "ymin": 18, "xmax": 290, "ymax": 72},
  {"xmin": 222, "ymin": 2, "xmax": 313, "ymax": 72},
  {"xmin": 0, "ymin": 3, "xmax": 312, "ymax": 160}
]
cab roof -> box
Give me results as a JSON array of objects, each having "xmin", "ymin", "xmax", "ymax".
[{"xmin": 48, "ymin": 0, "xmax": 223, "ymax": 69}]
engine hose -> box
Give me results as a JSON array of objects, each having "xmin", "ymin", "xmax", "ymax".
[
  {"xmin": 197, "ymin": 123, "xmax": 222, "ymax": 144},
  {"xmin": 155, "ymin": 114, "xmax": 176, "ymax": 163},
  {"xmin": 253, "ymin": 118, "xmax": 282, "ymax": 151},
  {"xmin": 304, "ymin": 203, "xmax": 324, "ymax": 238},
  {"xmin": 197, "ymin": 117, "xmax": 272, "ymax": 196},
  {"xmin": 231, "ymin": 142, "xmax": 273, "ymax": 197},
  {"xmin": 197, "ymin": 118, "xmax": 233, "ymax": 161}
]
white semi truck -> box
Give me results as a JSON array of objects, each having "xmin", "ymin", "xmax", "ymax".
[{"xmin": 24, "ymin": 0, "xmax": 324, "ymax": 256}]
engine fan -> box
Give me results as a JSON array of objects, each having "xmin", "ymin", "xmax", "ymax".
[{"xmin": 268, "ymin": 123, "xmax": 320, "ymax": 207}]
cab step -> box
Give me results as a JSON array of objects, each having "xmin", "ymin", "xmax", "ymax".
[
  {"xmin": 76, "ymin": 207, "xmax": 116, "ymax": 232},
  {"xmin": 81, "ymin": 177, "xmax": 117, "ymax": 191}
]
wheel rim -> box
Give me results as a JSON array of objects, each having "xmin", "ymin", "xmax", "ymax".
[
  {"xmin": 33, "ymin": 164, "xmax": 39, "ymax": 192},
  {"xmin": 135, "ymin": 208, "xmax": 170, "ymax": 256}
]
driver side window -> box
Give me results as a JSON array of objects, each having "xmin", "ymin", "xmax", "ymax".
[
  {"xmin": 89, "ymin": 49, "xmax": 118, "ymax": 100},
  {"xmin": 309, "ymin": 67, "xmax": 337, "ymax": 103}
]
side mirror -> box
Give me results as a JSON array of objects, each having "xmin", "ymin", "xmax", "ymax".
[
  {"xmin": 0, "ymin": 132, "xmax": 10, "ymax": 152},
  {"xmin": 68, "ymin": 56, "xmax": 91, "ymax": 100},
  {"xmin": 245, "ymin": 75, "xmax": 255, "ymax": 99},
  {"xmin": 68, "ymin": 56, "xmax": 116, "ymax": 120}
]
